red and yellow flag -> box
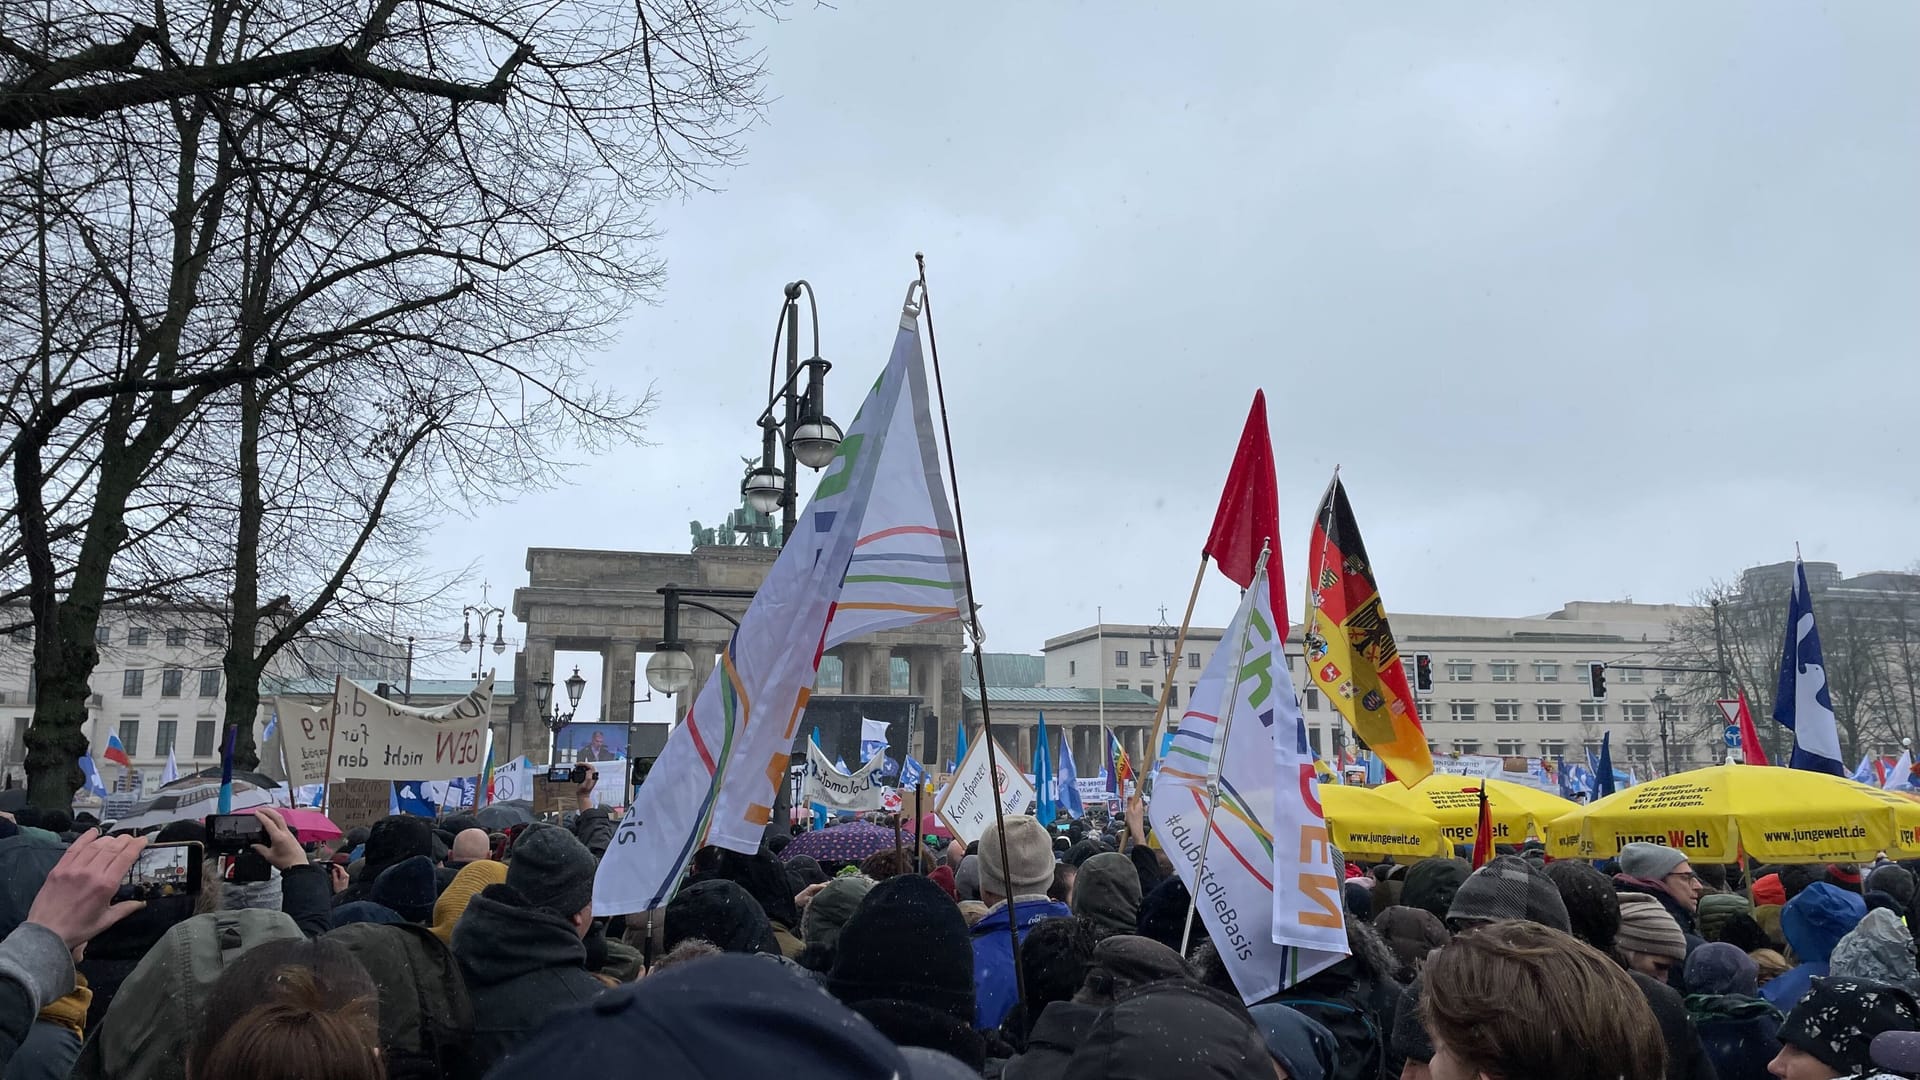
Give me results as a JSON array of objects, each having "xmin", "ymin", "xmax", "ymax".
[{"xmin": 1304, "ymin": 474, "xmax": 1434, "ymax": 785}]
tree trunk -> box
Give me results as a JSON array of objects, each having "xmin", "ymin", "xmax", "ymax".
[{"xmin": 222, "ymin": 374, "xmax": 263, "ymax": 771}]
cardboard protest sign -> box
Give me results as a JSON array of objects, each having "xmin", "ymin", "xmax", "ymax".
[
  {"xmin": 329, "ymin": 779, "xmax": 393, "ymax": 832},
  {"xmin": 935, "ymin": 735, "xmax": 1035, "ymax": 844},
  {"xmin": 329, "ymin": 675, "xmax": 493, "ymax": 781}
]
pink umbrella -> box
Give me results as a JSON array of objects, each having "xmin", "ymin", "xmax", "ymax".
[
  {"xmin": 277, "ymin": 807, "xmax": 344, "ymax": 844},
  {"xmin": 919, "ymin": 812, "xmax": 953, "ymax": 840}
]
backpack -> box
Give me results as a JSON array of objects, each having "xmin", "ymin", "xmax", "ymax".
[
  {"xmin": 73, "ymin": 909, "xmax": 306, "ymax": 1080},
  {"xmin": 1276, "ymin": 994, "xmax": 1386, "ymax": 1080},
  {"xmin": 326, "ymin": 921, "xmax": 481, "ymax": 1080}
]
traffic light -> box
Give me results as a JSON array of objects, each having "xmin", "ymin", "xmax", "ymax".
[
  {"xmin": 1588, "ymin": 662, "xmax": 1607, "ymax": 698},
  {"xmin": 1414, "ymin": 652, "xmax": 1433, "ymax": 693},
  {"xmin": 629, "ymin": 756, "xmax": 657, "ymax": 790}
]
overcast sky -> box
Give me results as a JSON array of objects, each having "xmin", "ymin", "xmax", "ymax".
[{"xmin": 424, "ymin": 3, "xmax": 1920, "ymax": 724}]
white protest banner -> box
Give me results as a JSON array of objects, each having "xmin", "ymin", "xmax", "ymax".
[
  {"xmin": 1151, "ymin": 563, "xmax": 1346, "ymax": 1003},
  {"xmin": 804, "ymin": 742, "xmax": 888, "ymax": 812},
  {"xmin": 1430, "ymin": 754, "xmax": 1504, "ymax": 779},
  {"xmin": 488, "ymin": 756, "xmax": 532, "ymax": 803},
  {"xmin": 1075, "ymin": 777, "xmax": 1109, "ymax": 806},
  {"xmin": 329, "ymin": 675, "xmax": 493, "ymax": 781},
  {"xmin": 935, "ymin": 735, "xmax": 1036, "ymax": 845},
  {"xmin": 273, "ymin": 698, "xmax": 334, "ymax": 788}
]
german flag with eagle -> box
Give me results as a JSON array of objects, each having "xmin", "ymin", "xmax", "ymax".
[{"xmin": 1304, "ymin": 475, "xmax": 1434, "ymax": 785}]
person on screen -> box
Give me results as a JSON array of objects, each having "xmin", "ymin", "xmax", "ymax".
[{"xmin": 579, "ymin": 731, "xmax": 620, "ymax": 762}]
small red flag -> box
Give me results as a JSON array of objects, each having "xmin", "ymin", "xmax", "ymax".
[
  {"xmin": 1735, "ymin": 692, "xmax": 1770, "ymax": 766},
  {"xmin": 1203, "ymin": 391, "xmax": 1285, "ymax": 626},
  {"xmin": 1470, "ymin": 785, "xmax": 1494, "ymax": 869}
]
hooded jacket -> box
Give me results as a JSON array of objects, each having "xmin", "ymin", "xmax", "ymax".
[
  {"xmin": 970, "ymin": 897, "xmax": 1072, "ymax": 1031},
  {"xmin": 1000, "ymin": 1001, "xmax": 1104, "ymax": 1080},
  {"xmin": 1762, "ymin": 882, "xmax": 1867, "ymax": 1011},
  {"xmin": 1068, "ymin": 854, "xmax": 1142, "ymax": 939},
  {"xmin": 1399, "ymin": 858, "xmax": 1469, "ymax": 922},
  {"xmin": 1629, "ymin": 970, "xmax": 1720, "ymax": 1080},
  {"xmin": 1685, "ymin": 993, "xmax": 1781, "ymax": 1080},
  {"xmin": 450, "ymin": 883, "xmax": 606, "ymax": 1071},
  {"xmin": 1831, "ymin": 908, "xmax": 1920, "ymax": 996}
]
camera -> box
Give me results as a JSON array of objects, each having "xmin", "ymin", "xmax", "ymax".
[{"xmin": 548, "ymin": 763, "xmax": 591, "ymax": 785}]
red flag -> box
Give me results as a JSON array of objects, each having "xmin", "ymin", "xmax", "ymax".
[
  {"xmin": 1470, "ymin": 785, "xmax": 1494, "ymax": 868},
  {"xmin": 1735, "ymin": 693, "xmax": 1770, "ymax": 766},
  {"xmin": 1203, "ymin": 391, "xmax": 1284, "ymax": 624}
]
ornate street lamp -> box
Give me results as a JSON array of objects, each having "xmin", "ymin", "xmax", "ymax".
[
  {"xmin": 741, "ymin": 281, "xmax": 842, "ymax": 544},
  {"xmin": 534, "ymin": 666, "xmax": 588, "ymax": 733}
]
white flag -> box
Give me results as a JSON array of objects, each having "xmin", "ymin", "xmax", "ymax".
[
  {"xmin": 595, "ymin": 300, "xmax": 964, "ymax": 915},
  {"xmin": 1886, "ymin": 751, "xmax": 1915, "ymax": 792},
  {"xmin": 161, "ymin": 747, "xmax": 180, "ymax": 785},
  {"xmin": 1149, "ymin": 565, "xmax": 1347, "ymax": 1003}
]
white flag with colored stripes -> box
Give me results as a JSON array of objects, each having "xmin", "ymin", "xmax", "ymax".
[{"xmin": 595, "ymin": 296, "xmax": 963, "ymax": 915}]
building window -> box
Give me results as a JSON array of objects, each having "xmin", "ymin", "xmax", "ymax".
[
  {"xmin": 1579, "ymin": 702, "xmax": 1607, "ymax": 725},
  {"xmin": 1673, "ymin": 743, "xmax": 1695, "ymax": 764},
  {"xmin": 198, "ymin": 669, "xmax": 221, "ymax": 697},
  {"xmin": 122, "ymin": 669, "xmax": 145, "ymax": 697},
  {"xmin": 1453, "ymin": 740, "xmax": 1481, "ymax": 756},
  {"xmin": 1492, "ymin": 701, "xmax": 1522, "ymax": 723},
  {"xmin": 1496, "ymin": 739, "xmax": 1526, "ymax": 757},
  {"xmin": 1167, "ymin": 684, "xmax": 1179, "ymax": 708},
  {"xmin": 165, "ymin": 627, "xmax": 187, "ymax": 647},
  {"xmin": 1187, "ymin": 653, "xmax": 1200, "ymax": 669},
  {"xmin": 1445, "ymin": 660, "xmax": 1474, "ymax": 683},
  {"xmin": 94, "ymin": 625, "xmax": 110, "ymax": 645},
  {"xmin": 1533, "ymin": 661, "xmax": 1560, "ymax": 682},
  {"xmin": 1417, "ymin": 701, "xmax": 1434, "ymax": 726},
  {"xmin": 1114, "ymin": 651, "xmax": 1128, "ymax": 668},
  {"xmin": 1115, "ymin": 683, "xmax": 1128, "ymax": 693},
  {"xmin": 1449, "ymin": 702, "xmax": 1477, "ymax": 723},
  {"xmin": 193, "ymin": 721, "xmax": 216, "ymax": 757},
  {"xmin": 128, "ymin": 627, "xmax": 150, "ymax": 647},
  {"xmin": 1068, "ymin": 660, "xmax": 1076, "ymax": 677},
  {"xmin": 160, "ymin": 668, "xmax": 183, "ymax": 697},
  {"xmin": 1625, "ymin": 742, "xmax": 1653, "ymax": 765},
  {"xmin": 1490, "ymin": 660, "xmax": 1518, "ymax": 683},
  {"xmin": 117, "ymin": 721, "xmax": 140, "ymax": 756},
  {"xmin": 1305, "ymin": 687, "xmax": 1322, "ymax": 711},
  {"xmin": 1620, "ymin": 667, "xmax": 1645, "ymax": 684},
  {"xmin": 1139, "ymin": 651, "xmax": 1156, "ymax": 667},
  {"xmin": 1622, "ymin": 703, "xmax": 1650, "ymax": 725},
  {"xmin": 1540, "ymin": 739, "xmax": 1567, "ymax": 759},
  {"xmin": 203, "ymin": 627, "xmax": 223, "ymax": 647},
  {"xmin": 1536, "ymin": 701, "xmax": 1564, "ymax": 723},
  {"xmin": 155, "ymin": 720, "xmax": 177, "ymax": 756},
  {"xmin": 1583, "ymin": 740, "xmax": 1603, "ymax": 759},
  {"xmin": 1402, "ymin": 658, "xmax": 1416, "ymax": 684}
]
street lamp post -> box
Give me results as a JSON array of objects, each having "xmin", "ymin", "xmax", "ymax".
[
  {"xmin": 459, "ymin": 588, "xmax": 507, "ymax": 685},
  {"xmin": 741, "ymin": 281, "xmax": 843, "ymax": 547},
  {"xmin": 1653, "ymin": 688, "xmax": 1674, "ymax": 777},
  {"xmin": 533, "ymin": 666, "xmax": 588, "ymax": 736},
  {"xmin": 643, "ymin": 585, "xmax": 751, "ymax": 698}
]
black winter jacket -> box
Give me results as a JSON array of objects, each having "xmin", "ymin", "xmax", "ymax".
[{"xmin": 450, "ymin": 884, "xmax": 606, "ymax": 1071}]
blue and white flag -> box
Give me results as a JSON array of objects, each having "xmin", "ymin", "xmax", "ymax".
[
  {"xmin": 1057, "ymin": 736, "xmax": 1084, "ymax": 818},
  {"xmin": 394, "ymin": 781, "xmax": 436, "ymax": 817},
  {"xmin": 1852, "ymin": 754, "xmax": 1878, "ymax": 786},
  {"xmin": 1774, "ymin": 557, "xmax": 1846, "ymax": 776},
  {"xmin": 900, "ymin": 756, "xmax": 927, "ymax": 791},
  {"xmin": 78, "ymin": 753, "xmax": 109, "ymax": 797},
  {"xmin": 860, "ymin": 717, "xmax": 890, "ymax": 766},
  {"xmin": 1885, "ymin": 751, "xmax": 1916, "ymax": 792},
  {"xmin": 1033, "ymin": 713, "xmax": 1057, "ymax": 825}
]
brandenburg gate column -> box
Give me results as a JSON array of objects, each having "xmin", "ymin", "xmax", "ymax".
[{"xmin": 602, "ymin": 639, "xmax": 639, "ymax": 727}]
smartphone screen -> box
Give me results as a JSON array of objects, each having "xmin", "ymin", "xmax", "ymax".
[
  {"xmin": 118, "ymin": 841, "xmax": 203, "ymax": 902},
  {"xmin": 205, "ymin": 813, "xmax": 267, "ymax": 852}
]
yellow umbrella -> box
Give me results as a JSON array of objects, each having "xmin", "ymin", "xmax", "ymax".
[
  {"xmin": 1370, "ymin": 774, "xmax": 1579, "ymax": 848},
  {"xmin": 1544, "ymin": 764, "xmax": 1920, "ymax": 863},
  {"xmin": 1318, "ymin": 784, "xmax": 1452, "ymax": 859}
]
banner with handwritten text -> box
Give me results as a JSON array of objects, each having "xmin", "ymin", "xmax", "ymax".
[{"xmin": 328, "ymin": 675, "xmax": 493, "ymax": 781}]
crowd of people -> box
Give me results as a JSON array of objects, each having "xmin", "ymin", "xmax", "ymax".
[{"xmin": 8, "ymin": 782, "xmax": 1920, "ymax": 1079}]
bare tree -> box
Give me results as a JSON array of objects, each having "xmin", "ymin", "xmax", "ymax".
[{"xmin": 3, "ymin": 0, "xmax": 763, "ymax": 806}]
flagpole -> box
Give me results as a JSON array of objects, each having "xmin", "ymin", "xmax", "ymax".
[
  {"xmin": 1181, "ymin": 546, "xmax": 1269, "ymax": 957},
  {"xmin": 1144, "ymin": 556, "xmax": 1209, "ymax": 782},
  {"xmin": 916, "ymin": 253, "xmax": 1028, "ymax": 1021}
]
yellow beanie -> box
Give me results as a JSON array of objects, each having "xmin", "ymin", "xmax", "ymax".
[{"xmin": 432, "ymin": 859, "xmax": 508, "ymax": 944}]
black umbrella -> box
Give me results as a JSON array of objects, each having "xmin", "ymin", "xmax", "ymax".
[
  {"xmin": 166, "ymin": 767, "xmax": 282, "ymax": 790},
  {"xmin": 476, "ymin": 803, "xmax": 533, "ymax": 830}
]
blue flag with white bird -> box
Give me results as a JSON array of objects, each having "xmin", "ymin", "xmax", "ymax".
[{"xmin": 1774, "ymin": 557, "xmax": 1846, "ymax": 776}]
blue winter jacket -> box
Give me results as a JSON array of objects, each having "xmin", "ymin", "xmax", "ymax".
[
  {"xmin": 1760, "ymin": 882, "xmax": 1865, "ymax": 1011},
  {"xmin": 970, "ymin": 897, "xmax": 1072, "ymax": 1030}
]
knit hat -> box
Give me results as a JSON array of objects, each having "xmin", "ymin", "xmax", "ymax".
[
  {"xmin": 1684, "ymin": 941, "xmax": 1758, "ymax": 997},
  {"xmin": 483, "ymin": 953, "xmax": 913, "ymax": 1080},
  {"xmin": 954, "ymin": 855, "xmax": 981, "ymax": 902},
  {"xmin": 978, "ymin": 817, "xmax": 1055, "ymax": 899},
  {"xmin": 1071, "ymin": 852, "xmax": 1144, "ymax": 938},
  {"xmin": 1136, "ymin": 876, "xmax": 1206, "ymax": 952},
  {"xmin": 1695, "ymin": 891, "xmax": 1753, "ymax": 941},
  {"xmin": 368, "ymin": 854, "xmax": 437, "ymax": 924},
  {"xmin": 1618, "ymin": 842, "xmax": 1689, "ymax": 881},
  {"xmin": 1076, "ymin": 935, "xmax": 1192, "ymax": 1004},
  {"xmin": 1752, "ymin": 872, "xmax": 1787, "ymax": 907},
  {"xmin": 828, "ymin": 874, "xmax": 975, "ymax": 1024},
  {"xmin": 1615, "ymin": 894, "xmax": 1687, "ymax": 961},
  {"xmin": 1064, "ymin": 980, "xmax": 1272, "ymax": 1080},
  {"xmin": 1445, "ymin": 855, "xmax": 1570, "ymax": 932},
  {"xmin": 1401, "ymin": 858, "xmax": 1471, "ymax": 922},
  {"xmin": 927, "ymin": 866, "xmax": 959, "ymax": 901},
  {"xmin": 665, "ymin": 879, "xmax": 774, "ymax": 955},
  {"xmin": 1247, "ymin": 1003, "xmax": 1339, "ymax": 1080},
  {"xmin": 362, "ymin": 815, "xmax": 435, "ymax": 882},
  {"xmin": 1869, "ymin": 865, "xmax": 1918, "ymax": 909},
  {"xmin": 506, "ymin": 823, "xmax": 596, "ymax": 919},
  {"xmin": 1778, "ymin": 977, "xmax": 1920, "ymax": 1076},
  {"xmin": 801, "ymin": 876, "xmax": 873, "ymax": 950},
  {"xmin": 432, "ymin": 859, "xmax": 507, "ymax": 943}
]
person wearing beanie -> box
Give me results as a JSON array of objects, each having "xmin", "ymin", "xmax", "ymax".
[
  {"xmin": 954, "ymin": 855, "xmax": 981, "ymax": 903},
  {"xmin": 1696, "ymin": 891, "xmax": 1754, "ymax": 942},
  {"xmin": 1615, "ymin": 842, "xmax": 1704, "ymax": 950},
  {"xmin": 1372, "ymin": 906, "xmax": 1451, "ymax": 983},
  {"xmin": 1752, "ymin": 872, "xmax": 1788, "ymax": 908},
  {"xmin": 333, "ymin": 814, "xmax": 434, "ymax": 908},
  {"xmin": 450, "ymin": 823, "xmax": 605, "ymax": 1070},
  {"xmin": 1763, "ymin": 882, "xmax": 1868, "ymax": 1012},
  {"xmin": 1399, "ymin": 858, "xmax": 1470, "ymax": 923},
  {"xmin": 1545, "ymin": 859, "xmax": 1623, "ymax": 954},
  {"xmin": 970, "ymin": 817, "xmax": 1070, "ymax": 1031},
  {"xmin": 1773, "ymin": 977, "xmax": 1920, "ymax": 1079},
  {"xmin": 1684, "ymin": 942, "xmax": 1782, "ymax": 1080},
  {"xmin": 1134, "ymin": 876, "xmax": 1206, "ymax": 955},
  {"xmin": 1445, "ymin": 854, "xmax": 1571, "ymax": 933},
  {"xmin": 1247, "ymin": 1003, "xmax": 1339, "ymax": 1080},
  {"xmin": 431, "ymin": 859, "xmax": 506, "ymax": 944},
  {"xmin": 1868, "ymin": 865, "xmax": 1918, "ymax": 911},
  {"xmin": 798, "ymin": 876, "xmax": 874, "ymax": 974},
  {"xmin": 1068, "ymin": 853, "xmax": 1142, "ymax": 940},
  {"xmin": 366, "ymin": 854, "xmax": 437, "ymax": 924},
  {"xmin": 1617, "ymin": 893, "xmax": 1689, "ymax": 981},
  {"xmin": 664, "ymin": 879, "xmax": 775, "ymax": 956},
  {"xmin": 1062, "ymin": 980, "xmax": 1275, "ymax": 1080},
  {"xmin": 830, "ymin": 875, "xmax": 984, "ymax": 1070},
  {"xmin": 927, "ymin": 865, "xmax": 959, "ymax": 901},
  {"xmin": 999, "ymin": 935, "xmax": 1191, "ymax": 1080}
]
